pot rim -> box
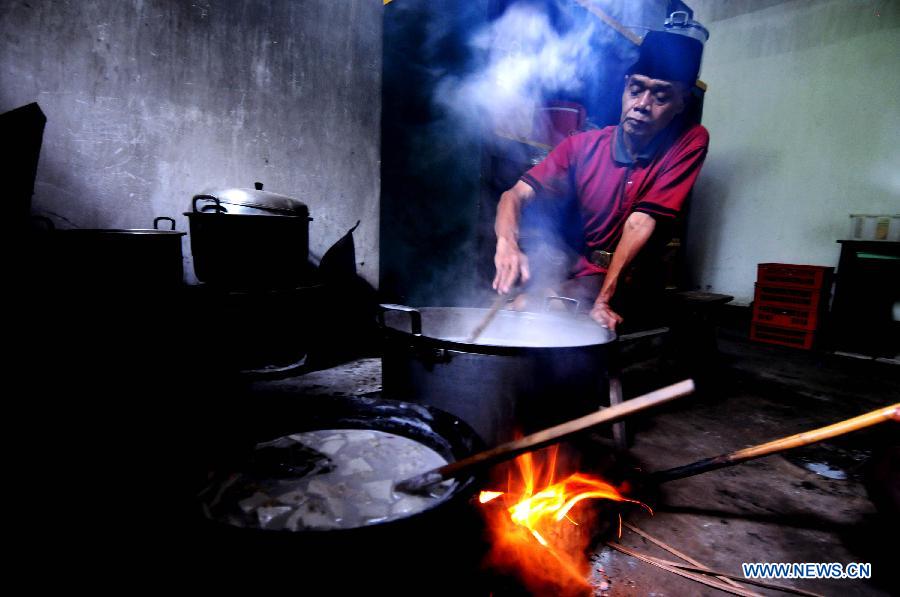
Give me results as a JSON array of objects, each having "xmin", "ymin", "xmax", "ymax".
[
  {"xmin": 381, "ymin": 306, "xmax": 618, "ymax": 355},
  {"xmin": 183, "ymin": 210, "xmax": 309, "ymax": 220},
  {"xmin": 54, "ymin": 228, "xmax": 186, "ymax": 236}
]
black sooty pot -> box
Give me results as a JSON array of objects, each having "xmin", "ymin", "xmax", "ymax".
[
  {"xmin": 379, "ymin": 304, "xmax": 618, "ymax": 447},
  {"xmin": 195, "ymin": 395, "xmax": 490, "ymax": 594}
]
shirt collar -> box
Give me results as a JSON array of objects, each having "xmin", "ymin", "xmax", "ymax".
[{"xmin": 613, "ymin": 124, "xmax": 668, "ymax": 166}]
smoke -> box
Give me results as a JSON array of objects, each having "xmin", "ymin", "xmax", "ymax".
[
  {"xmin": 393, "ymin": 1, "xmax": 649, "ymax": 308},
  {"xmin": 435, "ymin": 2, "xmax": 601, "ymax": 140},
  {"xmin": 422, "ymin": 1, "xmax": 620, "ymax": 309}
]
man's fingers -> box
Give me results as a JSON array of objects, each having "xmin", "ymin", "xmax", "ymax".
[
  {"xmin": 493, "ymin": 252, "xmax": 525, "ymax": 294},
  {"xmin": 494, "ymin": 268, "xmax": 512, "ymax": 294},
  {"xmin": 603, "ymin": 315, "xmax": 619, "ymax": 332},
  {"xmin": 590, "ymin": 304, "xmax": 623, "ymax": 331}
]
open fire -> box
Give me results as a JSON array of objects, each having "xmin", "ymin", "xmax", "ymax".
[{"xmin": 478, "ymin": 444, "xmax": 650, "ymax": 595}]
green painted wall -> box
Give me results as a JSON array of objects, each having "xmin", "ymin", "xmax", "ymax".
[{"xmin": 685, "ymin": 0, "xmax": 899, "ymax": 304}]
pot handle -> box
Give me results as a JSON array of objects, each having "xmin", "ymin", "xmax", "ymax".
[
  {"xmin": 153, "ymin": 216, "xmax": 177, "ymax": 231},
  {"xmin": 544, "ymin": 295, "xmax": 579, "ymax": 313},
  {"xmin": 192, "ymin": 195, "xmax": 226, "ymax": 214},
  {"xmin": 378, "ymin": 303, "xmax": 422, "ymax": 336},
  {"xmin": 30, "ymin": 215, "xmax": 56, "ymax": 231}
]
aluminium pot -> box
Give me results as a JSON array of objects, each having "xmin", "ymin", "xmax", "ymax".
[
  {"xmin": 35, "ymin": 216, "xmax": 186, "ymax": 289},
  {"xmin": 379, "ymin": 304, "xmax": 617, "ymax": 447},
  {"xmin": 196, "ymin": 394, "xmax": 488, "ymax": 593},
  {"xmin": 185, "ymin": 183, "xmax": 312, "ymax": 289}
]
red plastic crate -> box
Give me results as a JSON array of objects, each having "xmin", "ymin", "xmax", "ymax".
[
  {"xmin": 754, "ymin": 284, "xmax": 825, "ymax": 311},
  {"xmin": 752, "ymin": 304, "xmax": 820, "ymax": 330},
  {"xmin": 750, "ymin": 322, "xmax": 816, "ymax": 350},
  {"xmin": 757, "ymin": 263, "xmax": 833, "ymax": 289}
]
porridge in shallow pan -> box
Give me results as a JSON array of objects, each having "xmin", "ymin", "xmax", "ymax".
[{"xmin": 202, "ymin": 429, "xmax": 455, "ymax": 531}]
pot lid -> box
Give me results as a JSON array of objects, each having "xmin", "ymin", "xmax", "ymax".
[{"xmin": 195, "ymin": 182, "xmax": 307, "ymax": 215}]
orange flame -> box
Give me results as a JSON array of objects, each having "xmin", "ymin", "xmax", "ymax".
[
  {"xmin": 479, "ymin": 445, "xmax": 649, "ymax": 596},
  {"xmin": 479, "ymin": 491, "xmax": 504, "ymax": 504}
]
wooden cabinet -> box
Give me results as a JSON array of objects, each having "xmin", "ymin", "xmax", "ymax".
[{"xmin": 830, "ymin": 240, "xmax": 900, "ymax": 358}]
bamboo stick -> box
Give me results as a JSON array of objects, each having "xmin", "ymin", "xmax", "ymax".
[
  {"xmin": 466, "ymin": 292, "xmax": 510, "ymax": 343},
  {"xmin": 606, "ymin": 541, "xmax": 762, "ymax": 597},
  {"xmin": 572, "ymin": 0, "xmax": 642, "ymax": 45},
  {"xmin": 623, "ymin": 522, "xmax": 746, "ymax": 590},
  {"xmin": 661, "ymin": 562, "xmax": 826, "ymax": 597},
  {"xmin": 650, "ymin": 403, "xmax": 899, "ymax": 484},
  {"xmin": 395, "ymin": 379, "xmax": 694, "ymax": 494},
  {"xmin": 607, "ymin": 542, "xmax": 825, "ymax": 597}
]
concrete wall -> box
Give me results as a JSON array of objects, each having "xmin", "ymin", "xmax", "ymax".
[
  {"xmin": 1, "ymin": 0, "xmax": 382, "ymax": 285},
  {"xmin": 685, "ymin": 0, "xmax": 899, "ymax": 304}
]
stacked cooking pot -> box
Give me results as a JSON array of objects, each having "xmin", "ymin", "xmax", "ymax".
[
  {"xmin": 183, "ymin": 183, "xmax": 319, "ymax": 375},
  {"xmin": 185, "ymin": 182, "xmax": 312, "ymax": 289}
]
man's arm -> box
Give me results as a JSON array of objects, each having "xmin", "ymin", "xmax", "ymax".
[
  {"xmin": 493, "ymin": 180, "xmax": 536, "ymax": 294},
  {"xmin": 590, "ymin": 211, "xmax": 656, "ymax": 330},
  {"xmin": 592, "ymin": 126, "xmax": 709, "ymax": 330}
]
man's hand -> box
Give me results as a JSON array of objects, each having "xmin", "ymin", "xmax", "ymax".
[
  {"xmin": 493, "ymin": 237, "xmax": 530, "ymax": 294},
  {"xmin": 493, "ymin": 181, "xmax": 535, "ymax": 295},
  {"xmin": 591, "ymin": 212, "xmax": 655, "ymax": 332},
  {"xmin": 590, "ymin": 300, "xmax": 623, "ymax": 331}
]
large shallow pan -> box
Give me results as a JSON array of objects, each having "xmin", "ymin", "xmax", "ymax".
[{"xmin": 196, "ymin": 394, "xmax": 488, "ymax": 592}]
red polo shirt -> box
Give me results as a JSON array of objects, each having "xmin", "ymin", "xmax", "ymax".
[{"xmin": 520, "ymin": 123, "xmax": 709, "ymax": 276}]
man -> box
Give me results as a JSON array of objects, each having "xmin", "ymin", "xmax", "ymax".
[{"xmin": 492, "ymin": 30, "xmax": 709, "ymax": 331}]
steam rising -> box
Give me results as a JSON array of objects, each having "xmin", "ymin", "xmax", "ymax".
[
  {"xmin": 435, "ymin": 3, "xmax": 600, "ymax": 139},
  {"xmin": 399, "ymin": 1, "xmax": 645, "ymax": 308}
]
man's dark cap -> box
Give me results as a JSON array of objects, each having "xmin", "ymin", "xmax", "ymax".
[{"xmin": 626, "ymin": 30, "xmax": 703, "ymax": 84}]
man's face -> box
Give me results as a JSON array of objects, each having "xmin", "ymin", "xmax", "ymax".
[{"xmin": 620, "ymin": 74, "xmax": 687, "ymax": 142}]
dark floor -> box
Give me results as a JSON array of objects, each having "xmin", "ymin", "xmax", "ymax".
[
  {"xmin": 236, "ymin": 319, "xmax": 899, "ymax": 596},
  {"xmin": 17, "ymin": 289, "xmax": 896, "ymax": 594},
  {"xmin": 591, "ymin": 326, "xmax": 899, "ymax": 597}
]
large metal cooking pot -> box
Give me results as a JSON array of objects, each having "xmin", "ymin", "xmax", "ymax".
[
  {"xmin": 379, "ymin": 304, "xmax": 617, "ymax": 447},
  {"xmin": 35, "ymin": 216, "xmax": 186, "ymax": 288},
  {"xmin": 185, "ymin": 182, "xmax": 312, "ymax": 288},
  {"xmin": 197, "ymin": 394, "xmax": 488, "ymax": 592}
]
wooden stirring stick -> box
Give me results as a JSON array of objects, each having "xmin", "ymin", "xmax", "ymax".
[
  {"xmin": 466, "ymin": 292, "xmax": 512, "ymax": 344},
  {"xmin": 650, "ymin": 402, "xmax": 900, "ymax": 484},
  {"xmin": 395, "ymin": 379, "xmax": 695, "ymax": 494}
]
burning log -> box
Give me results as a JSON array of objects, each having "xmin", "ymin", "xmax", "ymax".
[
  {"xmin": 479, "ymin": 444, "xmax": 644, "ymax": 597},
  {"xmin": 472, "ymin": 402, "xmax": 896, "ymax": 594}
]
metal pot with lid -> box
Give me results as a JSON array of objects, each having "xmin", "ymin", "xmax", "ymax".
[
  {"xmin": 664, "ymin": 10, "xmax": 709, "ymax": 44},
  {"xmin": 185, "ymin": 182, "xmax": 313, "ymax": 288},
  {"xmin": 193, "ymin": 182, "xmax": 307, "ymax": 216},
  {"xmin": 33, "ymin": 215, "xmax": 186, "ymax": 288}
]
